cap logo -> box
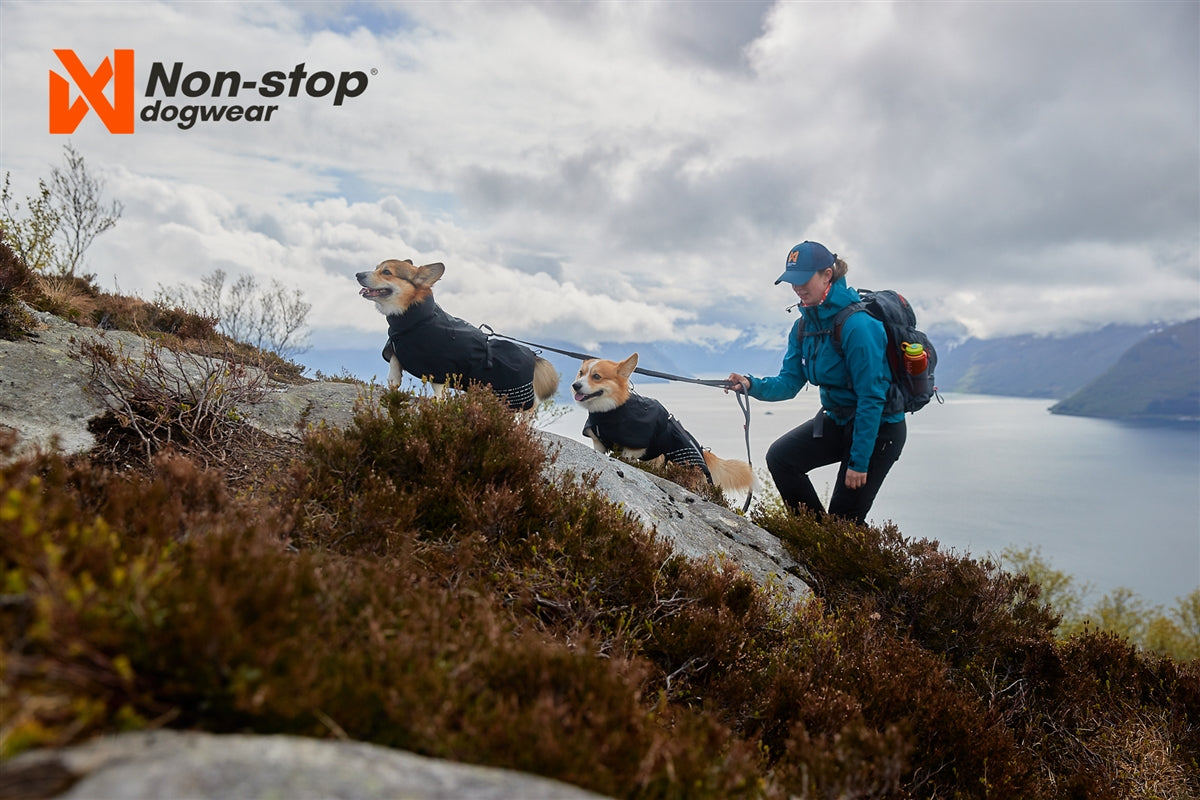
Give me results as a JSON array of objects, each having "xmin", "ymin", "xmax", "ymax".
[{"xmin": 787, "ymin": 249, "xmax": 799, "ymax": 264}]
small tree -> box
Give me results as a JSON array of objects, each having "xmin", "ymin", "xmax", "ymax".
[
  {"xmin": 0, "ymin": 174, "xmax": 61, "ymax": 273},
  {"xmin": 156, "ymin": 269, "xmax": 311, "ymax": 360},
  {"xmin": 48, "ymin": 143, "xmax": 123, "ymax": 277},
  {"xmin": 1002, "ymin": 544, "xmax": 1090, "ymax": 631},
  {"xmin": 0, "ymin": 144, "xmax": 122, "ymax": 277}
]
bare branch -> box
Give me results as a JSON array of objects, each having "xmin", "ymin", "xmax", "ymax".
[{"xmin": 47, "ymin": 143, "xmax": 123, "ymax": 277}]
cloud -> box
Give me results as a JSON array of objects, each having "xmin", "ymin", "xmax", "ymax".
[{"xmin": 2, "ymin": 0, "xmax": 1196, "ymax": 358}]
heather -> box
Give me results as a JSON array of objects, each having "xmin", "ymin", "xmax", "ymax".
[
  {"xmin": 1, "ymin": 375, "xmax": 1197, "ymax": 798},
  {"xmin": 1, "ymin": 247, "xmax": 1198, "ymax": 798}
]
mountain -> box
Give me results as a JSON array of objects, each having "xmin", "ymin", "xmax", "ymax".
[
  {"xmin": 302, "ymin": 318, "xmax": 1199, "ymax": 423},
  {"xmin": 300, "ymin": 329, "xmax": 792, "ymax": 400},
  {"xmin": 935, "ymin": 323, "xmax": 1159, "ymax": 399},
  {"xmin": 1049, "ymin": 318, "xmax": 1200, "ymax": 422}
]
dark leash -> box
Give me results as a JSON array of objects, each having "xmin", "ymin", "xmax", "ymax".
[{"xmin": 479, "ymin": 325, "xmax": 756, "ymax": 512}]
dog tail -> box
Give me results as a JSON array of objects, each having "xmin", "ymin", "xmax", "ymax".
[
  {"xmin": 532, "ymin": 357, "xmax": 560, "ymax": 403},
  {"xmin": 702, "ymin": 451, "xmax": 757, "ymax": 494}
]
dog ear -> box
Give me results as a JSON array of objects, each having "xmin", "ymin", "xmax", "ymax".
[
  {"xmin": 414, "ymin": 262, "xmax": 446, "ymax": 287},
  {"xmin": 618, "ymin": 353, "xmax": 638, "ymax": 379}
]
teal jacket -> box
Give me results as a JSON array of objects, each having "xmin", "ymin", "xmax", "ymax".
[{"xmin": 747, "ymin": 278, "xmax": 903, "ymax": 473}]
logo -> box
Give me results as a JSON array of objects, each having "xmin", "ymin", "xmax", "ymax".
[
  {"xmin": 49, "ymin": 49, "xmax": 371, "ymax": 133},
  {"xmin": 49, "ymin": 49, "xmax": 136, "ymax": 134}
]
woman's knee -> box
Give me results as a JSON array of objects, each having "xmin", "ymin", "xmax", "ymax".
[{"xmin": 765, "ymin": 438, "xmax": 793, "ymax": 475}]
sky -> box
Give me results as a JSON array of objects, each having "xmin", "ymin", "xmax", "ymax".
[{"xmin": 2, "ymin": 0, "xmax": 1198, "ymax": 375}]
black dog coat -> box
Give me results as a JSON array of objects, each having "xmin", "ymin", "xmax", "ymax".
[
  {"xmin": 383, "ymin": 299, "xmax": 539, "ymax": 410},
  {"xmin": 583, "ymin": 394, "xmax": 712, "ymax": 481}
]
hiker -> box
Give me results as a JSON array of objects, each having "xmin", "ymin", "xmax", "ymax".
[{"xmin": 725, "ymin": 241, "xmax": 906, "ymax": 524}]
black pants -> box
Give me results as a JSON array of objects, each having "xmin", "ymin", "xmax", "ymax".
[{"xmin": 765, "ymin": 412, "xmax": 906, "ymax": 524}]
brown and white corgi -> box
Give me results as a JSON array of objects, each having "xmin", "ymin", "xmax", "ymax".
[
  {"xmin": 572, "ymin": 353, "xmax": 755, "ymax": 494},
  {"xmin": 356, "ymin": 259, "xmax": 558, "ymax": 410}
]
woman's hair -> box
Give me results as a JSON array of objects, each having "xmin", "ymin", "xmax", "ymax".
[{"xmin": 832, "ymin": 257, "xmax": 849, "ymax": 281}]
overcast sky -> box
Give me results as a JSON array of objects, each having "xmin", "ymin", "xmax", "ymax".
[{"xmin": 2, "ymin": 0, "xmax": 1197, "ymax": 364}]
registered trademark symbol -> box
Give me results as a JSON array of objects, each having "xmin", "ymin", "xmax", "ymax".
[{"xmin": 370, "ymin": 68, "xmax": 378, "ymax": 76}]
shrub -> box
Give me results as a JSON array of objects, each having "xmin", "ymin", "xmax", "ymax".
[
  {"xmin": 2, "ymin": 377, "xmax": 1197, "ymax": 799},
  {"xmin": 78, "ymin": 335, "xmax": 282, "ymax": 475},
  {"xmin": 755, "ymin": 506, "xmax": 1060, "ymax": 671},
  {"xmin": 0, "ymin": 236, "xmax": 38, "ymax": 340},
  {"xmin": 754, "ymin": 502, "xmax": 1200, "ymax": 798},
  {"xmin": 0, "ymin": 430, "xmax": 765, "ymax": 798}
]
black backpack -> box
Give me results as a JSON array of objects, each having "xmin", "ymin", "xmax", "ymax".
[{"xmin": 804, "ymin": 289, "xmax": 939, "ymax": 414}]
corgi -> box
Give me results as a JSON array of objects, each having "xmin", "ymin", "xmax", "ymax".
[
  {"xmin": 572, "ymin": 353, "xmax": 755, "ymax": 494},
  {"xmin": 356, "ymin": 259, "xmax": 559, "ymax": 410}
]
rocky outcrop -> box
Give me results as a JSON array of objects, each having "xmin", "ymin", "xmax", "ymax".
[
  {"xmin": 0, "ymin": 730, "xmax": 612, "ymax": 800},
  {"xmin": 540, "ymin": 431, "xmax": 810, "ymax": 598},
  {"xmin": 0, "ymin": 308, "xmax": 145, "ymax": 455},
  {"xmin": 0, "ymin": 307, "xmax": 362, "ymax": 454}
]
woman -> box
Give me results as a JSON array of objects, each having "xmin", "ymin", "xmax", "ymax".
[{"xmin": 726, "ymin": 241, "xmax": 906, "ymax": 524}]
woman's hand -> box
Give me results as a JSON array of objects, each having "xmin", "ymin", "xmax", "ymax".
[
  {"xmin": 845, "ymin": 469, "xmax": 868, "ymax": 489},
  {"xmin": 725, "ymin": 373, "xmax": 750, "ymax": 394}
]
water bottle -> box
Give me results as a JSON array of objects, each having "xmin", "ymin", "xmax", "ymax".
[{"xmin": 902, "ymin": 342, "xmax": 928, "ymax": 375}]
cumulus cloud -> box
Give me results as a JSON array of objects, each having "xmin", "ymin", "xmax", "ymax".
[{"xmin": 2, "ymin": 0, "xmax": 1196, "ymax": 359}]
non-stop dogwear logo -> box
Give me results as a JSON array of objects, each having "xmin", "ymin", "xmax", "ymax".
[
  {"xmin": 49, "ymin": 49, "xmax": 135, "ymax": 133},
  {"xmin": 49, "ymin": 49, "xmax": 371, "ymax": 134}
]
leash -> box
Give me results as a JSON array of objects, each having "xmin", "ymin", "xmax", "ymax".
[
  {"xmin": 480, "ymin": 324, "xmax": 756, "ymax": 512},
  {"xmin": 730, "ymin": 387, "xmax": 753, "ymax": 512}
]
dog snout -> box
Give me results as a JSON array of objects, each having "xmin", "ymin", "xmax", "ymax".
[
  {"xmin": 355, "ymin": 271, "xmax": 369, "ymax": 284},
  {"xmin": 571, "ymin": 380, "xmax": 583, "ymax": 392}
]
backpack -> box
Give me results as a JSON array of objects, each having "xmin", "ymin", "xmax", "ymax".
[{"xmin": 803, "ymin": 289, "xmax": 939, "ymax": 414}]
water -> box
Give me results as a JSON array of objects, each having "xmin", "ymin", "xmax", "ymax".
[{"xmin": 541, "ymin": 385, "xmax": 1200, "ymax": 610}]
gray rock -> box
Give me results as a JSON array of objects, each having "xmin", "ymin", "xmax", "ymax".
[
  {"xmin": 0, "ymin": 307, "xmax": 362, "ymax": 454},
  {"xmin": 0, "ymin": 308, "xmax": 137, "ymax": 454},
  {"xmin": 237, "ymin": 379, "xmax": 364, "ymax": 439},
  {"xmin": 539, "ymin": 432, "xmax": 812, "ymax": 600},
  {"xmin": 0, "ymin": 730, "xmax": 612, "ymax": 800}
]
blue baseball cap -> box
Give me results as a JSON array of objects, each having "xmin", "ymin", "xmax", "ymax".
[{"xmin": 775, "ymin": 241, "xmax": 836, "ymax": 285}]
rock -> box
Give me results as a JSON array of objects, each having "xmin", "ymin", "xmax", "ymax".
[
  {"xmin": 0, "ymin": 308, "xmax": 137, "ymax": 454},
  {"xmin": 0, "ymin": 307, "xmax": 363, "ymax": 454},
  {"xmin": 237, "ymin": 379, "xmax": 364, "ymax": 439},
  {"xmin": 0, "ymin": 730, "xmax": 612, "ymax": 800},
  {"xmin": 539, "ymin": 432, "xmax": 812, "ymax": 600}
]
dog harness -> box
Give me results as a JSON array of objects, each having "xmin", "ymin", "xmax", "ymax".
[
  {"xmin": 583, "ymin": 394, "xmax": 712, "ymax": 482},
  {"xmin": 383, "ymin": 299, "xmax": 539, "ymax": 410}
]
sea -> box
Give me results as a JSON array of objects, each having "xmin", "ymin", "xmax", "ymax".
[{"xmin": 540, "ymin": 384, "xmax": 1200, "ymax": 610}]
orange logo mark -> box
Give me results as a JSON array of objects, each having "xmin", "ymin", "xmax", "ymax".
[
  {"xmin": 49, "ymin": 49, "xmax": 135, "ymax": 134},
  {"xmin": 787, "ymin": 249, "xmax": 798, "ymax": 264}
]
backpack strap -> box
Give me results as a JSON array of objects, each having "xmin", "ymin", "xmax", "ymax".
[
  {"xmin": 797, "ymin": 304, "xmax": 867, "ymax": 428},
  {"xmin": 796, "ymin": 304, "xmax": 860, "ymax": 340},
  {"xmin": 828, "ymin": 302, "xmax": 865, "ymax": 355}
]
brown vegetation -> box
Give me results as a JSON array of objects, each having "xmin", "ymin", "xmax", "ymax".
[
  {"xmin": 0, "ymin": 238, "xmax": 304, "ymax": 383},
  {"xmin": 0, "ymin": 235, "xmax": 38, "ymax": 341},
  {"xmin": 2, "ymin": 368, "xmax": 1196, "ymax": 798}
]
